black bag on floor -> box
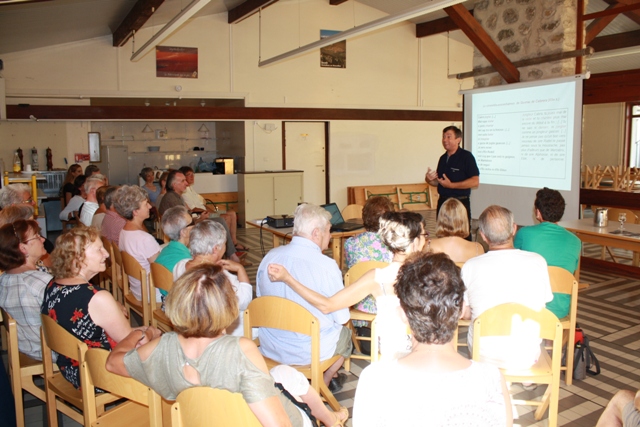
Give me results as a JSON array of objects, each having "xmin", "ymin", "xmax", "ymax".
[
  {"xmin": 355, "ymin": 327, "xmax": 371, "ymax": 356},
  {"xmin": 573, "ymin": 328, "xmax": 600, "ymax": 380}
]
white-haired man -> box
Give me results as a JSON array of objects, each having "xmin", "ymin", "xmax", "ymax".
[
  {"xmin": 0, "ymin": 183, "xmax": 36, "ymax": 209},
  {"xmin": 461, "ymin": 205, "xmax": 553, "ymax": 370},
  {"xmin": 79, "ymin": 174, "xmax": 106, "ymax": 226},
  {"xmin": 257, "ymin": 203, "xmax": 351, "ymax": 392}
]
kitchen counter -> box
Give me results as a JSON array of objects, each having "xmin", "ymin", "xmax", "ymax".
[{"xmin": 191, "ymin": 173, "xmax": 237, "ymax": 193}]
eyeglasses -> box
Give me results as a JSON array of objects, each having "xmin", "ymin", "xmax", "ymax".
[{"xmin": 21, "ymin": 235, "xmax": 42, "ymax": 244}]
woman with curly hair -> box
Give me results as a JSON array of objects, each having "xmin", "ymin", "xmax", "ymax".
[
  {"xmin": 114, "ymin": 185, "xmax": 161, "ymax": 303},
  {"xmin": 353, "ymin": 252, "xmax": 511, "ymax": 427},
  {"xmin": 40, "ymin": 226, "xmax": 159, "ymax": 388},
  {"xmin": 0, "ymin": 220, "xmax": 51, "ymax": 360},
  {"xmin": 426, "ymin": 197, "xmax": 484, "ymax": 263}
]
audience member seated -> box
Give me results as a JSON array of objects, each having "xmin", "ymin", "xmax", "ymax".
[
  {"xmin": 596, "ymin": 389, "xmax": 640, "ymax": 427},
  {"xmin": 60, "ymin": 164, "xmax": 83, "ymax": 206},
  {"xmin": 114, "ymin": 185, "xmax": 162, "ymax": 302},
  {"xmin": 427, "ymin": 197, "xmax": 484, "ymax": 263},
  {"xmin": 514, "ymin": 187, "xmax": 581, "ymax": 319},
  {"xmin": 41, "ymin": 227, "xmax": 158, "ymax": 388},
  {"xmin": 0, "ymin": 183, "xmax": 37, "ymax": 210},
  {"xmin": 155, "ymin": 206, "xmax": 193, "ymax": 297},
  {"xmin": 0, "ymin": 205, "xmax": 53, "ymax": 262},
  {"xmin": 101, "ymin": 185, "xmax": 126, "ymax": 246},
  {"xmin": 139, "ymin": 167, "xmax": 161, "ymax": 206},
  {"xmin": 106, "ymin": 264, "xmax": 349, "ymax": 427},
  {"xmin": 79, "ymin": 174, "xmax": 106, "ymax": 226},
  {"xmin": 0, "ymin": 220, "xmax": 52, "ymax": 360},
  {"xmin": 179, "ymin": 166, "xmax": 246, "ymax": 251},
  {"xmin": 353, "ymin": 252, "xmax": 512, "ymax": 427},
  {"xmin": 84, "ymin": 164, "xmax": 101, "ymax": 178},
  {"xmin": 173, "ymin": 220, "xmax": 252, "ymax": 337},
  {"xmin": 344, "ymin": 196, "xmax": 394, "ymax": 319},
  {"xmin": 158, "ymin": 170, "xmax": 239, "ymax": 262},
  {"xmin": 59, "ymin": 175, "xmax": 87, "ymax": 222},
  {"xmin": 461, "ymin": 205, "xmax": 553, "ymax": 370},
  {"xmin": 154, "ymin": 171, "xmax": 169, "ymax": 211},
  {"xmin": 258, "ymin": 203, "xmax": 351, "ymax": 391},
  {"xmin": 269, "ymin": 211, "xmax": 426, "ymax": 362},
  {"xmin": 90, "ymin": 186, "xmax": 111, "ymax": 231}
]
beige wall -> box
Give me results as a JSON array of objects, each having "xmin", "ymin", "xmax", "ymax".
[
  {"xmin": 0, "ymin": 0, "xmax": 474, "ymax": 204},
  {"xmin": 582, "ymin": 103, "xmax": 625, "ymax": 167}
]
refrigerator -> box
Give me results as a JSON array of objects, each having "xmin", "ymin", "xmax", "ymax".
[{"xmin": 98, "ymin": 146, "xmax": 130, "ymax": 185}]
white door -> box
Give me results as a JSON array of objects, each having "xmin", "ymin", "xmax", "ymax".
[{"xmin": 284, "ymin": 122, "xmax": 326, "ymax": 205}]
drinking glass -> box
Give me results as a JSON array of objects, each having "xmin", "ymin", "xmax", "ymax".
[{"xmin": 619, "ymin": 212, "xmax": 627, "ymax": 231}]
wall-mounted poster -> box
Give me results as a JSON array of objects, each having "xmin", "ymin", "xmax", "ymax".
[
  {"xmin": 156, "ymin": 46, "xmax": 198, "ymax": 78},
  {"xmin": 320, "ymin": 30, "xmax": 346, "ymax": 69}
]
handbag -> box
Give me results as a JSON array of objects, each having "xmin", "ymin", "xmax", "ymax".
[{"xmin": 572, "ymin": 328, "xmax": 600, "ymax": 380}]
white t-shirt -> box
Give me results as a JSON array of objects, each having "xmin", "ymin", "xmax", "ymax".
[
  {"xmin": 59, "ymin": 195, "xmax": 85, "ymax": 221},
  {"xmin": 79, "ymin": 201, "xmax": 99, "ymax": 227},
  {"xmin": 462, "ymin": 249, "xmax": 553, "ymax": 370}
]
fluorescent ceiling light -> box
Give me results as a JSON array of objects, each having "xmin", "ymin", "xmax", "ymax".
[
  {"xmin": 131, "ymin": 0, "xmax": 211, "ymax": 62},
  {"xmin": 259, "ymin": 0, "xmax": 466, "ymax": 67}
]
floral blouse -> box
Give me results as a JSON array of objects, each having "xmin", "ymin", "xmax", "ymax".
[{"xmin": 344, "ymin": 231, "xmax": 393, "ymax": 314}]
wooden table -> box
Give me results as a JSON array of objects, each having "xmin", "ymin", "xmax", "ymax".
[
  {"xmin": 558, "ymin": 218, "xmax": 640, "ymax": 277},
  {"xmin": 246, "ymin": 219, "xmax": 362, "ymax": 270}
]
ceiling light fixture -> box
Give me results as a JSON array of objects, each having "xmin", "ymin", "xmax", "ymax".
[
  {"xmin": 259, "ymin": 0, "xmax": 465, "ymax": 67},
  {"xmin": 130, "ymin": 0, "xmax": 211, "ymax": 62}
]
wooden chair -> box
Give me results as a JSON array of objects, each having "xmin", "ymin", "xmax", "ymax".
[
  {"xmin": 472, "ymin": 303, "xmax": 563, "ymax": 427},
  {"xmin": 1, "ymin": 308, "xmax": 46, "ymax": 427},
  {"xmin": 121, "ymin": 251, "xmax": 152, "ymax": 326},
  {"xmin": 107, "ymin": 239, "xmax": 125, "ymax": 303},
  {"xmin": 548, "ymin": 266, "xmax": 579, "ymax": 386},
  {"xmin": 40, "ymin": 314, "xmax": 118, "ymax": 427},
  {"xmin": 82, "ymin": 348, "xmax": 163, "ymax": 427},
  {"xmin": 149, "ymin": 262, "xmax": 174, "ymax": 332},
  {"xmin": 341, "ymin": 204, "xmax": 363, "ymax": 221},
  {"xmin": 98, "ymin": 236, "xmax": 112, "ymax": 295},
  {"xmin": 243, "ymin": 296, "xmax": 343, "ymax": 411},
  {"xmin": 342, "ymin": 260, "xmax": 388, "ymax": 369},
  {"xmin": 171, "ymin": 387, "xmax": 261, "ymax": 427},
  {"xmin": 599, "ymin": 207, "xmax": 639, "ymax": 265},
  {"xmin": 452, "ymin": 262, "xmax": 469, "ymax": 351}
]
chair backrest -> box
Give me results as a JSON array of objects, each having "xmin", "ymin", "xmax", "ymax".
[
  {"xmin": 0, "ymin": 307, "xmax": 20, "ymax": 368},
  {"xmin": 82, "ymin": 348, "xmax": 162, "ymax": 426},
  {"xmin": 344, "ymin": 261, "xmax": 389, "ymax": 286},
  {"xmin": 171, "ymin": 387, "xmax": 262, "ymax": 427},
  {"xmin": 548, "ymin": 266, "xmax": 578, "ymax": 297},
  {"xmin": 472, "ymin": 303, "xmax": 561, "ymax": 359},
  {"xmin": 121, "ymin": 251, "xmax": 150, "ymax": 303},
  {"xmin": 150, "ymin": 262, "xmax": 174, "ymax": 294},
  {"xmin": 341, "ymin": 204, "xmax": 364, "ymax": 221},
  {"xmin": 605, "ymin": 207, "xmax": 639, "ymax": 224},
  {"xmin": 40, "ymin": 314, "xmax": 88, "ymax": 363},
  {"xmin": 243, "ymin": 296, "xmax": 320, "ymax": 384}
]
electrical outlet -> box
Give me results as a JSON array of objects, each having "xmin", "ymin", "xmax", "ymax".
[{"xmin": 155, "ymin": 129, "xmax": 168, "ymax": 140}]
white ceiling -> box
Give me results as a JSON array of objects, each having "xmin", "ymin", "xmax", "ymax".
[{"xmin": 0, "ymin": 0, "xmax": 638, "ymax": 74}]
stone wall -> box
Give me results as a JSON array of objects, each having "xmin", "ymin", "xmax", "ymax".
[{"xmin": 473, "ymin": 0, "xmax": 581, "ymax": 87}]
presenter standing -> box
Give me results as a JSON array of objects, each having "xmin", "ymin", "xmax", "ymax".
[{"xmin": 425, "ymin": 126, "xmax": 480, "ymax": 234}]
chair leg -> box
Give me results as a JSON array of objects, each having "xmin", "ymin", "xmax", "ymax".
[
  {"xmin": 534, "ymin": 385, "xmax": 552, "ymax": 421},
  {"xmin": 565, "ymin": 331, "xmax": 575, "ymax": 386},
  {"xmin": 348, "ymin": 322, "xmax": 362, "ymax": 354},
  {"xmin": 318, "ymin": 382, "xmax": 341, "ymax": 411},
  {"xmin": 46, "ymin": 387, "xmax": 59, "ymax": 427}
]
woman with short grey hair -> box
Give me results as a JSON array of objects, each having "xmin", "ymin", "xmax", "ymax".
[
  {"xmin": 0, "ymin": 183, "xmax": 34, "ymax": 209},
  {"xmin": 173, "ymin": 220, "xmax": 252, "ymax": 337},
  {"xmin": 113, "ymin": 185, "xmax": 149, "ymax": 221}
]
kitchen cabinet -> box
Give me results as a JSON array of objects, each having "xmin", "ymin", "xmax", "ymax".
[{"xmin": 238, "ymin": 171, "xmax": 303, "ymax": 225}]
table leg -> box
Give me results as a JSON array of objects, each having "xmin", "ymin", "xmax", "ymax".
[
  {"xmin": 331, "ymin": 237, "xmax": 342, "ymax": 269},
  {"xmin": 272, "ymin": 234, "xmax": 280, "ymax": 248}
]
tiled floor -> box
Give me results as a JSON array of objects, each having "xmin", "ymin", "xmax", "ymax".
[{"xmin": 14, "ymin": 211, "xmax": 640, "ymax": 426}]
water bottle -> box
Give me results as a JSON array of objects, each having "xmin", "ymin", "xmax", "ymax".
[{"xmin": 12, "ymin": 151, "xmax": 21, "ymax": 172}]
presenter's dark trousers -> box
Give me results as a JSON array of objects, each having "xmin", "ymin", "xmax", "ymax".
[{"xmin": 436, "ymin": 195, "xmax": 473, "ymax": 242}]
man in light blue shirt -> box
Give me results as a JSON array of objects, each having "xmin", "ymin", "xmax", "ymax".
[{"xmin": 257, "ymin": 203, "xmax": 351, "ymax": 389}]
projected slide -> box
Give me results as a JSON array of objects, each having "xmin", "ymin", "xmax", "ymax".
[{"xmin": 470, "ymin": 81, "xmax": 575, "ymax": 191}]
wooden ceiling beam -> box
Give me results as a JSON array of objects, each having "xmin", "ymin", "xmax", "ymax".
[
  {"xmin": 583, "ymin": 2, "xmax": 640, "ymax": 20},
  {"xmin": 228, "ymin": 0, "xmax": 279, "ymax": 24},
  {"xmin": 444, "ymin": 3, "xmax": 519, "ymax": 83},
  {"xmin": 603, "ymin": 0, "xmax": 640, "ymax": 26},
  {"xmin": 590, "ymin": 29, "xmax": 640, "ymax": 52},
  {"xmin": 329, "ymin": 0, "xmax": 349, "ymax": 5},
  {"xmin": 0, "ymin": 0, "xmax": 53, "ymax": 6},
  {"xmin": 416, "ymin": 10, "xmax": 475, "ymax": 38},
  {"xmin": 113, "ymin": 0, "xmax": 165, "ymax": 47},
  {"xmin": 585, "ymin": 3, "xmax": 623, "ymax": 45}
]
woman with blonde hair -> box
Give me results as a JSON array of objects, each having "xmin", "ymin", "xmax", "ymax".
[
  {"xmin": 41, "ymin": 226, "xmax": 158, "ymax": 388},
  {"xmin": 426, "ymin": 197, "xmax": 484, "ymax": 263},
  {"xmin": 107, "ymin": 264, "xmax": 349, "ymax": 427},
  {"xmin": 269, "ymin": 211, "xmax": 427, "ymax": 360}
]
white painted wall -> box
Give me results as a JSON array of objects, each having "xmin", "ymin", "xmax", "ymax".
[{"xmin": 0, "ymin": 0, "xmax": 474, "ymax": 201}]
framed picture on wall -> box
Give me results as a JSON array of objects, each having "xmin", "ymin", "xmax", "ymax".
[{"xmin": 89, "ymin": 132, "xmax": 101, "ymax": 162}]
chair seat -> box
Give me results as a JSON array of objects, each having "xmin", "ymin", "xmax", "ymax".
[
  {"xmin": 349, "ymin": 309, "xmax": 375, "ymax": 322},
  {"xmin": 125, "ymin": 293, "xmax": 144, "ymax": 312},
  {"xmin": 19, "ymin": 352, "xmax": 44, "ymax": 372},
  {"xmin": 152, "ymin": 309, "xmax": 172, "ymax": 331},
  {"xmin": 92, "ymin": 401, "xmax": 149, "ymax": 427},
  {"xmin": 500, "ymin": 349, "xmax": 554, "ymax": 383}
]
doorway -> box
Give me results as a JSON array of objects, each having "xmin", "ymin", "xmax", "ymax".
[{"xmin": 283, "ymin": 122, "xmax": 329, "ymax": 205}]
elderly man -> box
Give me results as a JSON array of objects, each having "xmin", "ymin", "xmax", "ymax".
[
  {"xmin": 79, "ymin": 174, "xmax": 106, "ymax": 226},
  {"xmin": 425, "ymin": 125, "xmax": 480, "ymax": 228},
  {"xmin": 461, "ymin": 205, "xmax": 553, "ymax": 370},
  {"xmin": 257, "ymin": 203, "xmax": 351, "ymax": 392},
  {"xmin": 155, "ymin": 206, "xmax": 192, "ymax": 282},
  {"xmin": 101, "ymin": 186, "xmax": 126, "ymax": 246},
  {"xmin": 158, "ymin": 170, "xmax": 242, "ymax": 264},
  {"xmin": 514, "ymin": 187, "xmax": 581, "ymax": 319}
]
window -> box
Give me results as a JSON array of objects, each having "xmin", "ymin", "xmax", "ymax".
[{"xmin": 628, "ymin": 103, "xmax": 640, "ymax": 167}]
